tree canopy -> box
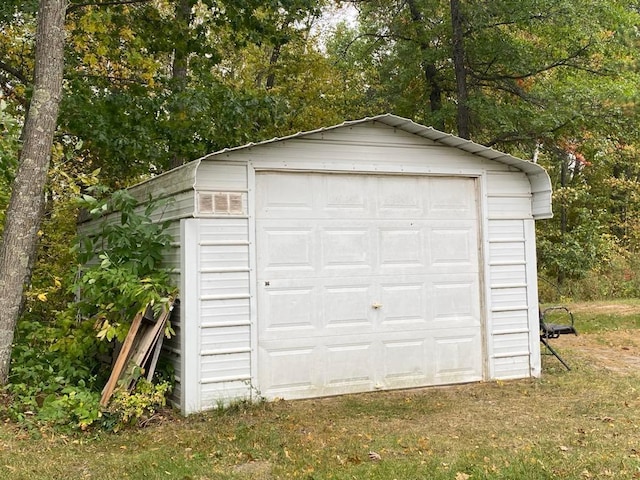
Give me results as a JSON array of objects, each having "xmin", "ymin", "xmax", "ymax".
[{"xmin": 0, "ymin": 0, "xmax": 638, "ymax": 285}]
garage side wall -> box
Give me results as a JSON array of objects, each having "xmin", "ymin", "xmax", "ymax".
[
  {"xmin": 485, "ymin": 171, "xmax": 540, "ymax": 379},
  {"xmin": 182, "ymin": 163, "xmax": 253, "ymax": 413},
  {"xmin": 76, "ymin": 162, "xmax": 202, "ymax": 410}
]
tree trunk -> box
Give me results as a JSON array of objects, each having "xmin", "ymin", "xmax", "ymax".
[
  {"xmin": 0, "ymin": 0, "xmax": 67, "ymax": 384},
  {"xmin": 450, "ymin": 0, "xmax": 470, "ymax": 139},
  {"xmin": 168, "ymin": 0, "xmax": 192, "ymax": 170},
  {"xmin": 265, "ymin": 43, "xmax": 283, "ymax": 90},
  {"xmin": 406, "ymin": 0, "xmax": 444, "ymax": 130}
]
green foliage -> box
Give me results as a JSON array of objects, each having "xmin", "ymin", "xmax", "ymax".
[
  {"xmin": 72, "ymin": 189, "xmax": 177, "ymax": 342},
  {"xmin": 4, "ymin": 188, "xmax": 177, "ymax": 432},
  {"xmin": 541, "ymin": 252, "xmax": 640, "ymax": 302},
  {"xmin": 0, "ymin": 99, "xmax": 21, "ymax": 234},
  {"xmin": 104, "ymin": 378, "xmax": 172, "ymax": 430},
  {"xmin": 537, "ymin": 204, "xmax": 617, "ymax": 281},
  {"xmin": 3, "ymin": 160, "xmax": 105, "ymax": 431},
  {"xmin": 5, "ymin": 310, "xmax": 104, "ymax": 431}
]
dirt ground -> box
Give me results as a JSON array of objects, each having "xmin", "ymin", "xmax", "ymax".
[
  {"xmin": 558, "ymin": 329, "xmax": 640, "ymax": 373},
  {"xmin": 550, "ymin": 302, "xmax": 640, "ymax": 373}
]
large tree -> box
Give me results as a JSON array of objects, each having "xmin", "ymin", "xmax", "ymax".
[{"xmin": 0, "ymin": 0, "xmax": 67, "ymax": 383}]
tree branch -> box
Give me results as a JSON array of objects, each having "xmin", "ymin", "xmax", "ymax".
[
  {"xmin": 67, "ymin": 0, "xmax": 151, "ymax": 14},
  {"xmin": 469, "ymin": 42, "xmax": 596, "ymax": 82},
  {"xmin": 486, "ymin": 118, "xmax": 575, "ymax": 148},
  {"xmin": 0, "ymin": 60, "xmax": 30, "ymax": 85}
]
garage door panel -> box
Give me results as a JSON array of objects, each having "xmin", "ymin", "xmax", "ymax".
[
  {"xmin": 321, "ymin": 227, "xmax": 372, "ymax": 270},
  {"xmin": 377, "ymin": 176, "xmax": 425, "ymax": 217},
  {"xmin": 325, "ymin": 342, "xmax": 374, "ymax": 387},
  {"xmin": 322, "ymin": 175, "xmax": 371, "ymax": 215},
  {"xmin": 427, "ymin": 177, "xmax": 477, "ymax": 218},
  {"xmin": 256, "ymin": 173, "xmax": 315, "ymax": 217},
  {"xmin": 379, "ymin": 282, "xmax": 427, "ymax": 325},
  {"xmin": 260, "ymin": 227, "xmax": 315, "ymax": 272},
  {"xmin": 259, "ymin": 343, "xmax": 317, "ymax": 397},
  {"xmin": 433, "ymin": 329, "xmax": 483, "ymax": 383},
  {"xmin": 323, "ymin": 284, "xmax": 374, "ymax": 328},
  {"xmin": 378, "ymin": 227, "xmax": 425, "ymax": 268},
  {"xmin": 429, "ymin": 226, "xmax": 478, "ymax": 269},
  {"xmin": 256, "ymin": 173, "xmax": 484, "ymax": 399},
  {"xmin": 382, "ymin": 338, "xmax": 428, "ymax": 385},
  {"xmin": 261, "ymin": 286, "xmax": 317, "ymax": 333},
  {"xmin": 431, "ymin": 277, "xmax": 481, "ymax": 327}
]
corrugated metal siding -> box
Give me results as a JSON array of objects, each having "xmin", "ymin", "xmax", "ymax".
[
  {"xmin": 487, "ymin": 218, "xmax": 533, "ymax": 379},
  {"xmin": 228, "ymin": 144, "xmax": 501, "ymax": 173},
  {"xmin": 486, "ymin": 171, "xmax": 532, "ymax": 220},
  {"xmin": 301, "ymin": 123, "xmax": 439, "ymax": 146},
  {"xmin": 219, "ymin": 127, "xmax": 512, "ymax": 176},
  {"xmin": 483, "ymin": 170, "xmax": 537, "ymax": 379},
  {"xmin": 128, "ymin": 161, "xmax": 198, "ymax": 203},
  {"xmin": 195, "ymin": 218, "xmax": 253, "ymax": 409}
]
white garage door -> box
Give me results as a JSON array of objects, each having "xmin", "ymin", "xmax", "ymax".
[{"xmin": 255, "ymin": 172, "xmax": 483, "ymax": 399}]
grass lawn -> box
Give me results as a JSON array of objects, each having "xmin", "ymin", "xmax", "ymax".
[{"xmin": 2, "ymin": 302, "xmax": 640, "ymax": 479}]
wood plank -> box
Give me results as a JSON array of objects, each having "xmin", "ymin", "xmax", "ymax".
[
  {"xmin": 99, "ymin": 309, "xmax": 145, "ymax": 407},
  {"xmin": 121, "ymin": 301, "xmax": 173, "ymax": 390}
]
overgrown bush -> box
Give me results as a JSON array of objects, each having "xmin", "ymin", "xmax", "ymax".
[
  {"xmin": 73, "ymin": 189, "xmax": 177, "ymax": 342},
  {"xmin": 4, "ymin": 188, "xmax": 177, "ymax": 432},
  {"xmin": 545, "ymin": 252, "xmax": 640, "ymax": 301}
]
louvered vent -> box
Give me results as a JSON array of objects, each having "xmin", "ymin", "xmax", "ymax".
[{"xmin": 198, "ymin": 192, "xmax": 245, "ymax": 215}]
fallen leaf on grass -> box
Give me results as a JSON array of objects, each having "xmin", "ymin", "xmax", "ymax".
[{"xmin": 455, "ymin": 473, "xmax": 471, "ymax": 480}]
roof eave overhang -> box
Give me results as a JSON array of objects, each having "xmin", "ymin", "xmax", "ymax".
[{"xmin": 198, "ymin": 114, "xmax": 553, "ymax": 220}]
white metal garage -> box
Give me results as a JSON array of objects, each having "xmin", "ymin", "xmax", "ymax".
[{"xmin": 116, "ymin": 114, "xmax": 553, "ymax": 414}]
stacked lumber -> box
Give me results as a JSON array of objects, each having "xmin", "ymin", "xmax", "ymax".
[{"xmin": 100, "ymin": 299, "xmax": 175, "ymax": 407}]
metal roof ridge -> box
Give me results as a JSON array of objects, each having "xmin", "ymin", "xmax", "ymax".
[{"xmin": 196, "ymin": 113, "xmax": 544, "ymax": 175}]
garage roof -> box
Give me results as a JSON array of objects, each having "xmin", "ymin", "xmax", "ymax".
[{"xmin": 200, "ymin": 114, "xmax": 552, "ymax": 220}]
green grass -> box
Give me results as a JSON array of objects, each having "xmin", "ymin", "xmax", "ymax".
[
  {"xmin": 545, "ymin": 299, "xmax": 640, "ymax": 333},
  {"xmin": 2, "ymin": 302, "xmax": 640, "ymax": 479}
]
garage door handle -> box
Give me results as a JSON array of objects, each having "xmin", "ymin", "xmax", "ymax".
[{"xmin": 372, "ymin": 303, "xmax": 383, "ymax": 309}]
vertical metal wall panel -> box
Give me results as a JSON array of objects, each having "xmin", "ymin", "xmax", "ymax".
[
  {"xmin": 524, "ymin": 219, "xmax": 542, "ymax": 377},
  {"xmin": 181, "ymin": 219, "xmax": 202, "ymax": 414},
  {"xmin": 486, "ymin": 214, "xmax": 534, "ymax": 379},
  {"xmin": 195, "ymin": 217, "xmax": 253, "ymax": 409}
]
